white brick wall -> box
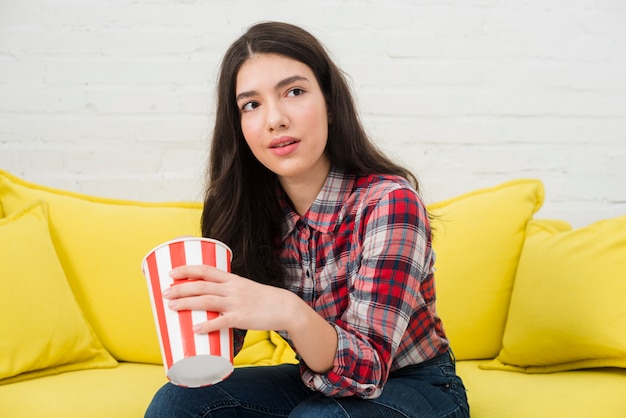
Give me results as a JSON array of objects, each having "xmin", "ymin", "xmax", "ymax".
[{"xmin": 1, "ymin": 0, "xmax": 625, "ymax": 227}]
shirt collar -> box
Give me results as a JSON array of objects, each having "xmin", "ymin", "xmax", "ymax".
[{"xmin": 278, "ymin": 166, "xmax": 355, "ymax": 240}]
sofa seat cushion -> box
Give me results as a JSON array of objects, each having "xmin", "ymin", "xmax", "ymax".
[
  {"xmin": 0, "ymin": 362, "xmax": 166, "ymax": 418},
  {"xmin": 4, "ymin": 361, "xmax": 624, "ymax": 418},
  {"xmin": 0, "ymin": 331, "xmax": 296, "ymax": 418},
  {"xmin": 457, "ymin": 361, "xmax": 626, "ymax": 418}
]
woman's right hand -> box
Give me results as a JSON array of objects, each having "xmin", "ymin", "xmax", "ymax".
[
  {"xmin": 163, "ymin": 264, "xmax": 294, "ymax": 333},
  {"xmin": 163, "ymin": 264, "xmax": 338, "ymax": 373}
]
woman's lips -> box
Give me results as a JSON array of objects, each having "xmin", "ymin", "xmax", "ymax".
[{"xmin": 269, "ymin": 136, "xmax": 300, "ymax": 156}]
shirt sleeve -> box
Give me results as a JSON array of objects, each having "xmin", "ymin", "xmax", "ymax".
[{"xmin": 300, "ymin": 185, "xmax": 433, "ymax": 398}]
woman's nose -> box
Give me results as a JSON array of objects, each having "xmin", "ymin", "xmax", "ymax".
[{"xmin": 266, "ymin": 102, "xmax": 289, "ymax": 131}]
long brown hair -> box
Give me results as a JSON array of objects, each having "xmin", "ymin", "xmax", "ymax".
[{"xmin": 202, "ymin": 22, "xmax": 419, "ymax": 287}]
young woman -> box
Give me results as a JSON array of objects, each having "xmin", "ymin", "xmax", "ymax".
[{"xmin": 145, "ymin": 21, "xmax": 470, "ymax": 418}]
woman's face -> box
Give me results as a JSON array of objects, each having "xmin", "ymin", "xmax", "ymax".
[{"xmin": 235, "ymin": 53, "xmax": 330, "ymax": 184}]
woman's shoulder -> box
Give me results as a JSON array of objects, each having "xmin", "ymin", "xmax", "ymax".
[
  {"xmin": 349, "ymin": 173, "xmax": 426, "ymax": 213},
  {"xmin": 354, "ymin": 173, "xmax": 417, "ymax": 197}
]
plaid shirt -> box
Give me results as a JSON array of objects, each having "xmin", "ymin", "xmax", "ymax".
[{"xmin": 273, "ymin": 166, "xmax": 449, "ymax": 398}]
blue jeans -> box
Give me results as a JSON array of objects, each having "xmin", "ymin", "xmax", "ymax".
[{"xmin": 145, "ymin": 350, "xmax": 469, "ymax": 417}]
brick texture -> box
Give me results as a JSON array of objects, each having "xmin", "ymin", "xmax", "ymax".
[{"xmin": 1, "ymin": 0, "xmax": 625, "ymax": 227}]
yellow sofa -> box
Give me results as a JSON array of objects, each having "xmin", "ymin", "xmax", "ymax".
[{"xmin": 1, "ymin": 169, "xmax": 625, "ymax": 417}]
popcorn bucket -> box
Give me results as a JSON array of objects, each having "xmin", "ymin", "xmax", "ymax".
[{"xmin": 141, "ymin": 237, "xmax": 234, "ymax": 388}]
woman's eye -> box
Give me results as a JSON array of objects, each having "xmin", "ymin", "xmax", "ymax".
[
  {"xmin": 241, "ymin": 101, "xmax": 259, "ymax": 112},
  {"xmin": 287, "ymin": 88, "xmax": 304, "ymax": 97}
]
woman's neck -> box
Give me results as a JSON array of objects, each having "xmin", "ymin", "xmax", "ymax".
[{"xmin": 279, "ymin": 160, "xmax": 331, "ymax": 216}]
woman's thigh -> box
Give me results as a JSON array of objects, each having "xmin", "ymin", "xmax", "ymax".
[
  {"xmin": 368, "ymin": 353, "xmax": 469, "ymax": 418},
  {"xmin": 290, "ymin": 352, "xmax": 469, "ymax": 418},
  {"xmin": 145, "ymin": 364, "xmax": 313, "ymax": 417},
  {"xmin": 146, "ymin": 353, "xmax": 469, "ymax": 418}
]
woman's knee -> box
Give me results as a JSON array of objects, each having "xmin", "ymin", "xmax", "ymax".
[
  {"xmin": 145, "ymin": 383, "xmax": 232, "ymax": 418},
  {"xmin": 145, "ymin": 384, "xmax": 181, "ymax": 418},
  {"xmin": 289, "ymin": 395, "xmax": 349, "ymax": 418}
]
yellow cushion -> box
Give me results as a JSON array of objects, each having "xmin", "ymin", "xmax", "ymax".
[
  {"xmin": 0, "ymin": 362, "xmax": 166, "ymax": 417},
  {"xmin": 0, "ymin": 202, "xmax": 117, "ymax": 385},
  {"xmin": 0, "ymin": 351, "xmax": 297, "ymax": 418},
  {"xmin": 484, "ymin": 216, "xmax": 626, "ymax": 373},
  {"xmin": 234, "ymin": 331, "xmax": 298, "ymax": 367},
  {"xmin": 428, "ymin": 179, "xmax": 544, "ymax": 360},
  {"xmin": 458, "ymin": 361, "xmax": 626, "ymax": 418},
  {"xmin": 0, "ymin": 170, "xmax": 202, "ymax": 363}
]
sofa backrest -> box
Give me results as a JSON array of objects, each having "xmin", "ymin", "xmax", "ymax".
[{"xmin": 1, "ymin": 170, "xmax": 547, "ymax": 364}]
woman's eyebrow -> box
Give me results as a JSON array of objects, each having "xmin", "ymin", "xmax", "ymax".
[
  {"xmin": 275, "ymin": 75, "xmax": 308, "ymax": 90},
  {"xmin": 236, "ymin": 75, "xmax": 309, "ymax": 103}
]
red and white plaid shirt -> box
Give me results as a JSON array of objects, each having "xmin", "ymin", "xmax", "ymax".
[{"xmin": 235, "ymin": 166, "xmax": 449, "ymax": 398}]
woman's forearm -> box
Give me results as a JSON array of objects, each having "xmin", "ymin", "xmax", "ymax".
[{"xmin": 281, "ymin": 290, "xmax": 338, "ymax": 373}]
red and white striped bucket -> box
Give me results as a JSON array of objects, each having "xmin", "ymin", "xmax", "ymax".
[{"xmin": 141, "ymin": 237, "xmax": 234, "ymax": 388}]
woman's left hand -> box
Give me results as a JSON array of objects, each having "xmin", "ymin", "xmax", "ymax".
[{"xmin": 162, "ymin": 265, "xmax": 294, "ymax": 334}]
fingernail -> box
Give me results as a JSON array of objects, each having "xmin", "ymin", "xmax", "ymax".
[
  {"xmin": 162, "ymin": 288, "xmax": 171, "ymax": 298},
  {"xmin": 167, "ymin": 300, "xmax": 177, "ymax": 309}
]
